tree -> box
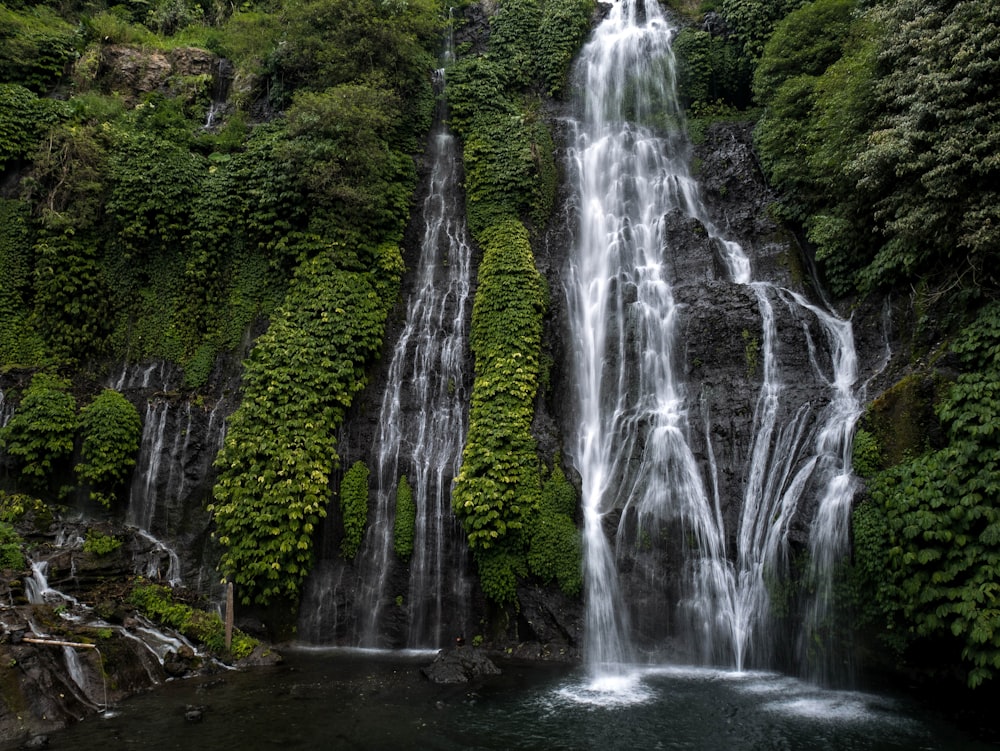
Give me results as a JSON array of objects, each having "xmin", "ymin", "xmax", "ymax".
[
  {"xmin": 851, "ymin": 0, "xmax": 1000, "ymax": 294},
  {"xmin": 76, "ymin": 389, "xmax": 143, "ymax": 507},
  {"xmin": 0, "ymin": 373, "xmax": 77, "ymax": 493}
]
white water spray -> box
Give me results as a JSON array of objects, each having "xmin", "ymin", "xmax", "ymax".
[{"xmin": 565, "ymin": 0, "xmax": 860, "ymax": 681}]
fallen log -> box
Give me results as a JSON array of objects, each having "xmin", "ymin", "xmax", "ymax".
[{"xmin": 21, "ymin": 637, "xmax": 97, "ymax": 649}]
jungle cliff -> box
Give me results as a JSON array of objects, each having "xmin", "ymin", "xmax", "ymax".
[{"xmin": 2, "ymin": 3, "xmax": 1000, "ymax": 746}]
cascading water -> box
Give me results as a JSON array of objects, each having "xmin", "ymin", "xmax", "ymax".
[
  {"xmin": 299, "ymin": 35, "xmax": 473, "ymax": 648},
  {"xmin": 564, "ymin": 0, "xmax": 860, "ymax": 682},
  {"xmin": 0, "ymin": 386, "xmax": 12, "ymax": 428},
  {"xmin": 114, "ymin": 362, "xmax": 229, "ymax": 585}
]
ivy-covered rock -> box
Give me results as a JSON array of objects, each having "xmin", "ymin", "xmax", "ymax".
[
  {"xmin": 339, "ymin": 460, "xmax": 370, "ymax": 560},
  {"xmin": 452, "ymin": 219, "xmax": 546, "ymax": 603},
  {"xmin": 853, "ymin": 303, "xmax": 1000, "ymax": 687},
  {"xmin": 211, "ymin": 244, "xmax": 402, "ymax": 606}
]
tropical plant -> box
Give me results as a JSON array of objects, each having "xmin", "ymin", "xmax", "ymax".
[
  {"xmin": 339, "ymin": 461, "xmax": 370, "ymax": 559},
  {"xmin": 76, "ymin": 389, "xmax": 143, "ymax": 507},
  {"xmin": 853, "ymin": 303, "xmax": 1000, "ymax": 687},
  {"xmin": 393, "ymin": 475, "xmax": 415, "ymax": 559},
  {"xmin": 0, "ymin": 373, "xmax": 77, "ymax": 492}
]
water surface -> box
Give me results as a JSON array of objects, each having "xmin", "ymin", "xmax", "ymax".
[{"xmin": 40, "ymin": 649, "xmax": 995, "ymax": 750}]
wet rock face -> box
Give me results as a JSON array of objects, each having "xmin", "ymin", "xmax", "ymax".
[
  {"xmin": 0, "ymin": 603, "xmax": 170, "ymax": 746},
  {"xmin": 537, "ymin": 117, "xmax": 858, "ymax": 658},
  {"xmin": 90, "ymin": 45, "xmax": 230, "ymax": 106}
]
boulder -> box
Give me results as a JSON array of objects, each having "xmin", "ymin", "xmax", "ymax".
[{"xmin": 420, "ymin": 647, "xmax": 501, "ymax": 684}]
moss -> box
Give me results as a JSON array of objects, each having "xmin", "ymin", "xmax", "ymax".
[
  {"xmin": 866, "ymin": 374, "xmax": 937, "ymax": 467},
  {"xmin": 129, "ymin": 580, "xmax": 259, "ymax": 660}
]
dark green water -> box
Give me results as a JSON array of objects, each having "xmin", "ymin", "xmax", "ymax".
[{"xmin": 37, "ymin": 648, "xmax": 997, "ymax": 750}]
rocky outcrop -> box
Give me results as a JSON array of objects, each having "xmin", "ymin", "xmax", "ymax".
[
  {"xmin": 0, "ymin": 514, "xmax": 277, "ymax": 748},
  {"xmin": 420, "ymin": 647, "xmax": 501, "ymax": 684},
  {"xmin": 74, "ymin": 44, "xmax": 232, "ymax": 108}
]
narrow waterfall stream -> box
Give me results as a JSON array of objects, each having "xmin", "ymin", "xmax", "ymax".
[
  {"xmin": 0, "ymin": 386, "xmax": 12, "ymax": 428},
  {"xmin": 299, "ymin": 37, "xmax": 474, "ymax": 648},
  {"xmin": 565, "ymin": 0, "xmax": 860, "ymax": 681}
]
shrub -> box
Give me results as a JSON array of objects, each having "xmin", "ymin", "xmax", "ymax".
[
  {"xmin": 0, "ymin": 523, "xmax": 26, "ymax": 570},
  {"xmin": 0, "ymin": 373, "xmax": 77, "ymax": 492},
  {"xmin": 393, "ymin": 474, "xmax": 415, "ymax": 559},
  {"xmin": 339, "ymin": 461, "xmax": 370, "ymax": 560},
  {"xmin": 83, "ymin": 530, "xmax": 122, "ymax": 556},
  {"xmin": 129, "ymin": 580, "xmax": 258, "ymax": 659},
  {"xmin": 76, "ymin": 390, "xmax": 143, "ymax": 507}
]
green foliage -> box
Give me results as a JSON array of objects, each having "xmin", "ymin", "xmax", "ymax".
[
  {"xmin": 453, "ymin": 220, "xmax": 546, "ymax": 549},
  {"xmin": 752, "ymin": 0, "xmax": 877, "ymax": 296},
  {"xmin": 536, "ymin": 0, "xmax": 595, "ymax": 96},
  {"xmin": 0, "ymin": 522, "xmax": 26, "ymax": 570},
  {"xmin": 106, "ymin": 130, "xmax": 204, "ymax": 260},
  {"xmin": 474, "ymin": 543, "xmax": 528, "ymax": 605},
  {"xmin": 489, "ymin": 0, "xmax": 543, "ymax": 88},
  {"xmin": 83, "ymin": 530, "xmax": 122, "ymax": 556},
  {"xmin": 0, "ymin": 373, "xmax": 77, "ymax": 491},
  {"xmin": 76, "ymin": 390, "xmax": 143, "ymax": 508},
  {"xmin": 0, "ymin": 491, "xmax": 50, "ymax": 525},
  {"xmin": 129, "ymin": 580, "xmax": 258, "ymax": 659},
  {"xmin": 444, "ymin": 0, "xmax": 595, "ymax": 604},
  {"xmin": 211, "ymin": 246, "xmax": 402, "ymax": 606},
  {"xmin": 461, "ymin": 106, "xmax": 556, "ymax": 235},
  {"xmin": 33, "ymin": 230, "xmax": 113, "ymax": 362},
  {"xmin": 279, "ymin": 83, "xmax": 416, "ymax": 249},
  {"xmin": 485, "ymin": 0, "xmax": 594, "ymax": 96},
  {"xmin": 850, "ymin": 427, "xmax": 881, "ymax": 479},
  {"xmin": 453, "ymin": 219, "xmax": 546, "ymax": 603},
  {"xmin": 0, "ymin": 4, "xmax": 78, "ymax": 91},
  {"xmin": 851, "ymin": 0, "xmax": 1000, "ymax": 295},
  {"xmin": 853, "ymin": 303, "xmax": 1000, "ymax": 687},
  {"xmin": 263, "ymin": 0, "xmax": 441, "ymax": 121},
  {"xmin": 339, "ymin": 460, "xmax": 369, "ymax": 560},
  {"xmin": 751, "ymin": 0, "xmax": 854, "ymax": 98},
  {"xmin": 527, "ymin": 464, "xmax": 582, "ymax": 596},
  {"xmin": 0, "ymin": 84, "xmax": 69, "ymax": 171},
  {"xmin": 393, "ymin": 474, "xmax": 415, "ymax": 560},
  {"xmin": 673, "ymin": 28, "xmax": 751, "ymax": 111},
  {"xmin": 81, "ymin": 10, "xmax": 158, "ymax": 46},
  {"xmin": 719, "ymin": 0, "xmax": 807, "ymax": 65},
  {"xmin": 21, "ymin": 121, "xmax": 112, "ymax": 361},
  {"xmin": 0, "ymin": 199, "xmax": 46, "ymax": 366},
  {"xmin": 447, "ymin": 0, "xmax": 588, "ymax": 234},
  {"xmin": 754, "ymin": 0, "xmax": 1000, "ymax": 299}
]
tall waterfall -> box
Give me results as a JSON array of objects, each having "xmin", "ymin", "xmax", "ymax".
[
  {"xmin": 299, "ymin": 43, "xmax": 474, "ymax": 648},
  {"xmin": 565, "ymin": 0, "xmax": 859, "ymax": 681}
]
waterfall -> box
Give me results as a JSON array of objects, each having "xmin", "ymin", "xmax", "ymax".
[
  {"xmin": 114, "ymin": 361, "xmax": 229, "ymax": 586},
  {"xmin": 299, "ymin": 34, "xmax": 473, "ymax": 648},
  {"xmin": 0, "ymin": 386, "xmax": 12, "ymax": 428},
  {"xmin": 565, "ymin": 0, "xmax": 860, "ymax": 681}
]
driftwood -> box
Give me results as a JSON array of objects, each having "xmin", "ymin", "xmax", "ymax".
[{"xmin": 21, "ymin": 637, "xmax": 97, "ymax": 649}]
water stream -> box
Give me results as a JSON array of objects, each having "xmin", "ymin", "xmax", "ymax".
[
  {"xmin": 299, "ymin": 34, "xmax": 474, "ymax": 648},
  {"xmin": 565, "ymin": 0, "xmax": 860, "ymax": 680},
  {"xmin": 0, "ymin": 386, "xmax": 12, "ymax": 428}
]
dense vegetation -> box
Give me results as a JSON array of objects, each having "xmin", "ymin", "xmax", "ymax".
[
  {"xmin": 0, "ymin": 0, "xmax": 442, "ymax": 608},
  {"xmin": 447, "ymin": 0, "xmax": 591, "ymax": 605},
  {"xmin": 2, "ymin": 0, "xmax": 998, "ymax": 686}
]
